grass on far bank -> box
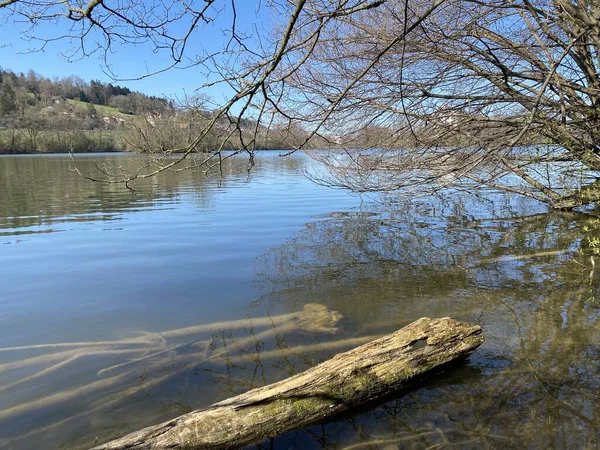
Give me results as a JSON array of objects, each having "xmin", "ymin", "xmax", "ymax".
[{"xmin": 65, "ymin": 99, "xmax": 130, "ymax": 119}]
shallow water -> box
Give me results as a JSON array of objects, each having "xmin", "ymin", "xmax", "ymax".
[{"xmin": 0, "ymin": 152, "xmax": 598, "ymax": 449}]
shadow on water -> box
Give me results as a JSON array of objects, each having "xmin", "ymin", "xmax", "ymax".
[{"xmin": 0, "ymin": 153, "xmax": 598, "ymax": 449}]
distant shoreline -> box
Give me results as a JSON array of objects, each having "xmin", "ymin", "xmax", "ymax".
[
  {"xmin": 0, "ymin": 148, "xmax": 304, "ymax": 156},
  {"xmin": 0, "ymin": 149, "xmax": 126, "ymax": 155}
]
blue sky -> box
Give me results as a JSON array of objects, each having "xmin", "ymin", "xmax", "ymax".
[{"xmin": 0, "ymin": 1, "xmax": 272, "ymax": 103}]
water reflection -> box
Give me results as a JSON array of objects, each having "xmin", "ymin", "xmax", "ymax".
[
  {"xmin": 0, "ymin": 153, "xmax": 304, "ymax": 234},
  {"xmin": 254, "ymin": 193, "xmax": 599, "ymax": 449},
  {"xmin": 0, "ymin": 153, "xmax": 598, "ymax": 449}
]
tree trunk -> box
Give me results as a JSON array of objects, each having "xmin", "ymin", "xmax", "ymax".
[{"xmin": 92, "ymin": 317, "xmax": 483, "ymax": 450}]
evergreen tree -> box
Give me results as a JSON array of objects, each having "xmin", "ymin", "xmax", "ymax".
[
  {"xmin": 0, "ymin": 83, "xmax": 17, "ymax": 116},
  {"xmin": 78, "ymin": 89, "xmax": 89, "ymax": 103}
]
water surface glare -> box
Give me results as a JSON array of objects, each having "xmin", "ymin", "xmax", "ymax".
[{"xmin": 0, "ymin": 152, "xmax": 598, "ymax": 449}]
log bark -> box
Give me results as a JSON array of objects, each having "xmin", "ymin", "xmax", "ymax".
[{"xmin": 92, "ymin": 317, "xmax": 483, "ymax": 450}]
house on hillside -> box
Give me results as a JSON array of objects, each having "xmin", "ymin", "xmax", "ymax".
[
  {"xmin": 102, "ymin": 116, "xmax": 125, "ymax": 126},
  {"xmin": 49, "ymin": 95, "xmax": 64, "ymax": 105},
  {"xmin": 433, "ymin": 104, "xmax": 460, "ymax": 128},
  {"xmin": 146, "ymin": 112, "xmax": 162, "ymax": 127}
]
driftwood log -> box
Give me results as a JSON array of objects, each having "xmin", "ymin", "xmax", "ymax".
[{"xmin": 92, "ymin": 317, "xmax": 483, "ymax": 450}]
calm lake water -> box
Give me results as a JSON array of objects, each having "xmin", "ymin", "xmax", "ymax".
[{"xmin": 0, "ymin": 152, "xmax": 598, "ymax": 449}]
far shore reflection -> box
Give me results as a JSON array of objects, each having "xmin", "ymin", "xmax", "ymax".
[{"xmin": 0, "ymin": 152, "xmax": 597, "ymax": 449}]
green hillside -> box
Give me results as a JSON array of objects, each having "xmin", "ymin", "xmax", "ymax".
[{"xmin": 66, "ymin": 99, "xmax": 129, "ymax": 118}]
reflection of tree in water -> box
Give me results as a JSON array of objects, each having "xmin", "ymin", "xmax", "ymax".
[
  {"xmin": 0, "ymin": 152, "xmax": 305, "ymax": 232},
  {"xmin": 253, "ymin": 192, "xmax": 599, "ymax": 449},
  {"xmin": 2, "ymin": 162, "xmax": 598, "ymax": 449}
]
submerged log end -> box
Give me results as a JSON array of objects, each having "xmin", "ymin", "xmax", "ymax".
[{"xmin": 93, "ymin": 317, "xmax": 483, "ymax": 450}]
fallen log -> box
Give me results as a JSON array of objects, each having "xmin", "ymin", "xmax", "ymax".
[{"xmin": 92, "ymin": 317, "xmax": 483, "ymax": 450}]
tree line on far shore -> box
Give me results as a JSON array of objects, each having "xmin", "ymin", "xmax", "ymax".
[
  {"xmin": 0, "ymin": 68, "xmax": 174, "ymax": 153},
  {"xmin": 0, "ymin": 68, "xmax": 324, "ymax": 154},
  {"xmin": 0, "ymin": 68, "xmax": 172, "ymax": 118}
]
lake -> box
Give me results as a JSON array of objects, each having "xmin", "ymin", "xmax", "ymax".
[{"xmin": 0, "ymin": 152, "xmax": 598, "ymax": 449}]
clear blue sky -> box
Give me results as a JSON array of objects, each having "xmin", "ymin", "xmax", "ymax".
[{"xmin": 0, "ymin": 1, "xmax": 273, "ymax": 103}]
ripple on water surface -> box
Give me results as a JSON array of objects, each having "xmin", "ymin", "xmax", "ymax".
[{"xmin": 0, "ymin": 152, "xmax": 598, "ymax": 449}]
